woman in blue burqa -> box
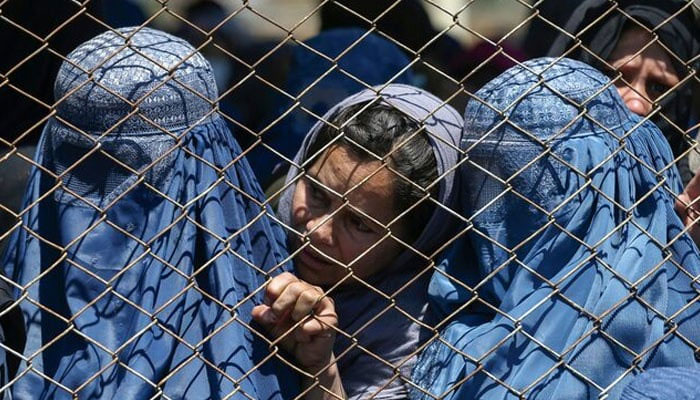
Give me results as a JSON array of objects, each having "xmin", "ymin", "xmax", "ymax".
[
  {"xmin": 411, "ymin": 57, "xmax": 700, "ymax": 399},
  {"xmin": 1, "ymin": 27, "xmax": 298, "ymax": 399}
]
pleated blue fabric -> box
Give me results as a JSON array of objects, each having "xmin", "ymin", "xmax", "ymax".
[
  {"xmin": 619, "ymin": 367, "xmax": 700, "ymax": 400},
  {"xmin": 2, "ymin": 27, "xmax": 297, "ymax": 399},
  {"xmin": 412, "ymin": 57, "xmax": 700, "ymax": 400}
]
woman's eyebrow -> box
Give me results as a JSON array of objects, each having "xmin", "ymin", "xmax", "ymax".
[
  {"xmin": 347, "ymin": 206, "xmax": 383, "ymax": 229},
  {"xmin": 304, "ymin": 172, "xmax": 326, "ymax": 187},
  {"xmin": 305, "ymin": 173, "xmax": 341, "ymax": 198},
  {"xmin": 344, "ymin": 194, "xmax": 391, "ymax": 227}
]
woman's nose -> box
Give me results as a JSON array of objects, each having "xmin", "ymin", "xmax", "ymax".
[
  {"xmin": 616, "ymin": 80, "xmax": 653, "ymax": 116},
  {"xmin": 305, "ymin": 214, "xmax": 335, "ymax": 247}
]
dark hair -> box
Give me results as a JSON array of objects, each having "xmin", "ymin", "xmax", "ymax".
[{"xmin": 306, "ymin": 102, "xmax": 438, "ymax": 242}]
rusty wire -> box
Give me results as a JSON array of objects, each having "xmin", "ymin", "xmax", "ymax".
[{"xmin": 0, "ymin": 0, "xmax": 699, "ymax": 399}]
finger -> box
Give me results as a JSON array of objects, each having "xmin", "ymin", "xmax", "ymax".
[
  {"xmin": 676, "ymin": 192, "xmax": 689, "ymax": 209},
  {"xmin": 298, "ymin": 315, "xmax": 335, "ymax": 338},
  {"xmin": 252, "ymin": 304, "xmax": 278, "ymax": 328},
  {"xmin": 684, "ymin": 171, "xmax": 700, "ymax": 201},
  {"xmin": 680, "ymin": 192, "xmax": 700, "ymax": 223},
  {"xmin": 676, "ymin": 192, "xmax": 690, "ymax": 218},
  {"xmin": 252, "ymin": 304, "xmax": 299, "ymax": 350},
  {"xmin": 270, "ymin": 281, "xmax": 308, "ymax": 319},
  {"xmin": 313, "ymin": 295, "xmax": 337, "ymax": 323},
  {"xmin": 299, "ymin": 297, "xmax": 338, "ymax": 337},
  {"xmin": 252, "ymin": 305, "xmax": 298, "ymax": 356},
  {"xmin": 291, "ymin": 286, "xmax": 325, "ymax": 322},
  {"xmin": 264, "ymin": 272, "xmax": 298, "ymax": 305},
  {"xmin": 678, "ymin": 173, "xmax": 700, "ymax": 226},
  {"xmin": 293, "ymin": 313, "xmax": 338, "ymax": 345}
]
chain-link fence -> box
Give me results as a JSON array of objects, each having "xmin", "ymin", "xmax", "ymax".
[{"xmin": 0, "ymin": 0, "xmax": 699, "ymax": 399}]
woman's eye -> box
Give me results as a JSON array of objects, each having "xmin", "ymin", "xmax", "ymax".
[
  {"xmin": 309, "ymin": 183, "xmax": 326, "ymax": 202},
  {"xmin": 349, "ymin": 214, "xmax": 373, "ymax": 234},
  {"xmin": 647, "ymin": 81, "xmax": 671, "ymax": 99}
]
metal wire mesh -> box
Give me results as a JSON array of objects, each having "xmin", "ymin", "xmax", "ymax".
[{"xmin": 0, "ymin": 0, "xmax": 699, "ymax": 399}]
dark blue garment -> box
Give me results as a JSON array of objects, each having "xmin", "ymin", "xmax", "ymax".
[
  {"xmin": 247, "ymin": 27, "xmax": 416, "ymax": 185},
  {"xmin": 412, "ymin": 58, "xmax": 700, "ymax": 399},
  {"xmin": 1, "ymin": 27, "xmax": 297, "ymax": 399},
  {"xmin": 101, "ymin": 0, "xmax": 146, "ymax": 28},
  {"xmin": 0, "ymin": 279, "xmax": 14, "ymax": 389},
  {"xmin": 0, "ymin": 276, "xmax": 24, "ymax": 387},
  {"xmin": 620, "ymin": 367, "xmax": 700, "ymax": 400}
]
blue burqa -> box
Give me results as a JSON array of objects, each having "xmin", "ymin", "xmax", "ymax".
[
  {"xmin": 411, "ymin": 58, "xmax": 700, "ymax": 399},
  {"xmin": 2, "ymin": 27, "xmax": 297, "ymax": 399},
  {"xmin": 619, "ymin": 367, "xmax": 700, "ymax": 400}
]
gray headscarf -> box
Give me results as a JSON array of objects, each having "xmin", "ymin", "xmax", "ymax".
[{"xmin": 278, "ymin": 84, "xmax": 462, "ymax": 399}]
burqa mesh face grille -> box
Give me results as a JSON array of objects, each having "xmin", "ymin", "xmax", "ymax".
[{"xmin": 0, "ymin": 1, "xmax": 698, "ymax": 399}]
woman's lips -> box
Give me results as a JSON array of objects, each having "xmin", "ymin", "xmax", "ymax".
[{"xmin": 296, "ymin": 246, "xmax": 334, "ymax": 272}]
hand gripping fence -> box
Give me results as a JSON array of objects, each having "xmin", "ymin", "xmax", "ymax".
[{"xmin": 0, "ymin": 1, "xmax": 698, "ymax": 399}]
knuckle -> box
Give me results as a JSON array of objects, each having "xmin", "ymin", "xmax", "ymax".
[
  {"xmin": 268, "ymin": 276, "xmax": 290, "ymax": 296},
  {"xmin": 324, "ymin": 314, "xmax": 339, "ymax": 328},
  {"xmin": 279, "ymin": 272, "xmax": 296, "ymax": 281},
  {"xmin": 271, "ymin": 301, "xmax": 287, "ymax": 315},
  {"xmin": 289, "ymin": 281, "xmax": 308, "ymax": 295},
  {"xmin": 300, "ymin": 288, "xmax": 321, "ymax": 303}
]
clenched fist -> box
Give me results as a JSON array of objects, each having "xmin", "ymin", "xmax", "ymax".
[{"xmin": 252, "ymin": 272, "xmax": 345, "ymax": 399}]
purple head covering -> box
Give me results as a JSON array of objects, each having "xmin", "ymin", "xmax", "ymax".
[{"xmin": 277, "ymin": 83, "xmax": 463, "ymax": 399}]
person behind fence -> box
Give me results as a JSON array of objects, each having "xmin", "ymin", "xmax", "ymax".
[
  {"xmin": 410, "ymin": 57, "xmax": 700, "ymax": 400},
  {"xmin": 1, "ymin": 27, "xmax": 299, "ymax": 399},
  {"xmin": 251, "ymin": 84, "xmax": 463, "ymax": 399},
  {"xmin": 546, "ymin": 0, "xmax": 699, "ymax": 183}
]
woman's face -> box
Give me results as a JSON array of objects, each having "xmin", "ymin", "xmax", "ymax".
[
  {"xmin": 608, "ymin": 26, "xmax": 680, "ymax": 116},
  {"xmin": 290, "ymin": 144, "xmax": 407, "ymax": 286}
]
